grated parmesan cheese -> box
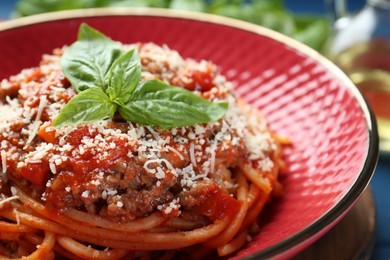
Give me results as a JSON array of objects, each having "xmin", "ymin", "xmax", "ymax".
[
  {"xmin": 1, "ymin": 150, "xmax": 6, "ymax": 174},
  {"xmin": 81, "ymin": 190, "xmax": 90, "ymax": 198},
  {"xmin": 209, "ymin": 144, "xmax": 216, "ymax": 174},
  {"xmin": 25, "ymin": 95, "xmax": 47, "ymax": 145},
  {"xmin": 189, "ymin": 142, "xmax": 197, "ymax": 167},
  {"xmin": 13, "ymin": 208, "xmax": 20, "ymax": 225},
  {"xmin": 166, "ymin": 145, "xmax": 184, "ymax": 161},
  {"xmin": 0, "ymin": 42, "xmax": 280, "ymax": 223},
  {"xmin": 0, "ymin": 195, "xmax": 19, "ymax": 207},
  {"xmin": 49, "ymin": 163, "xmax": 57, "ymax": 174}
]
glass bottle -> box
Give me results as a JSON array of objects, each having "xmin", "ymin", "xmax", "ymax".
[{"xmin": 327, "ymin": 0, "xmax": 390, "ymax": 153}]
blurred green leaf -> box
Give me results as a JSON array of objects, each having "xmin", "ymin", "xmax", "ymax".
[
  {"xmin": 14, "ymin": 0, "xmax": 331, "ymax": 53},
  {"xmin": 108, "ymin": 0, "xmax": 152, "ymax": 7},
  {"xmin": 248, "ymin": 10, "xmax": 296, "ymax": 36},
  {"xmin": 207, "ymin": 4, "xmax": 243, "ymax": 19},
  {"xmin": 207, "ymin": 2, "xmax": 296, "ymax": 36},
  {"xmin": 170, "ymin": 0, "xmax": 205, "ymax": 12},
  {"xmin": 15, "ymin": 0, "xmax": 110, "ymax": 17},
  {"xmin": 251, "ymin": 0, "xmax": 284, "ymax": 10},
  {"xmin": 292, "ymin": 16, "xmax": 331, "ymax": 52},
  {"xmin": 109, "ymin": 0, "xmax": 170, "ymax": 7}
]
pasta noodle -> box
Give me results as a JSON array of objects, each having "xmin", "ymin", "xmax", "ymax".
[{"xmin": 0, "ymin": 41, "xmax": 287, "ymax": 259}]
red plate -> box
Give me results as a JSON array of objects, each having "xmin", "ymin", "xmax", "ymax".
[{"xmin": 0, "ymin": 8, "xmax": 378, "ymax": 259}]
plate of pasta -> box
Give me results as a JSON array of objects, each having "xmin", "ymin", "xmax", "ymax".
[{"xmin": 0, "ymin": 8, "xmax": 378, "ymax": 260}]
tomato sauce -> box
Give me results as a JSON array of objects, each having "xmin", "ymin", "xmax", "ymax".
[{"xmin": 0, "ymin": 43, "xmax": 277, "ymax": 223}]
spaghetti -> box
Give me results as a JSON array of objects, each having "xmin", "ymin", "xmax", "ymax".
[{"xmin": 0, "ymin": 42, "xmax": 287, "ymax": 259}]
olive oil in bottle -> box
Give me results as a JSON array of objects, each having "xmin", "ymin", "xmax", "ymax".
[
  {"xmin": 327, "ymin": 0, "xmax": 390, "ymax": 152},
  {"xmin": 334, "ymin": 39, "xmax": 390, "ymax": 151}
]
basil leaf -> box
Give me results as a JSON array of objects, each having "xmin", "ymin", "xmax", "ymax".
[
  {"xmin": 53, "ymin": 88, "xmax": 117, "ymax": 127},
  {"xmin": 56, "ymin": 24, "xmax": 229, "ymax": 129},
  {"xmin": 60, "ymin": 24, "xmax": 123, "ymax": 92},
  {"xmin": 78, "ymin": 23, "xmax": 111, "ymax": 41},
  {"xmin": 107, "ymin": 49, "xmax": 141, "ymax": 106},
  {"xmin": 118, "ymin": 80, "xmax": 228, "ymax": 129}
]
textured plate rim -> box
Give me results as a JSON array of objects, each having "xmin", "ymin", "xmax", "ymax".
[{"xmin": 0, "ymin": 7, "xmax": 379, "ymax": 259}]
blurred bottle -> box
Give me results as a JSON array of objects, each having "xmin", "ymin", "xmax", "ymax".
[{"xmin": 327, "ymin": 0, "xmax": 390, "ymax": 153}]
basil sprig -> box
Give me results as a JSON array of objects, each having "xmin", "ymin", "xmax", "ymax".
[
  {"xmin": 61, "ymin": 24, "xmax": 124, "ymax": 92},
  {"xmin": 53, "ymin": 24, "xmax": 228, "ymax": 129}
]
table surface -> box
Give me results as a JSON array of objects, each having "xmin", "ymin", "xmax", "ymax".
[{"xmin": 1, "ymin": 0, "xmax": 389, "ymax": 259}]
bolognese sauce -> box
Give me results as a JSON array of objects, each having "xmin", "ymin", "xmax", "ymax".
[{"xmin": 0, "ymin": 42, "xmax": 285, "ymax": 259}]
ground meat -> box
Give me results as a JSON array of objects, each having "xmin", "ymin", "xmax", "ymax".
[
  {"xmin": 1, "ymin": 43, "xmax": 276, "ymax": 223},
  {"xmin": 178, "ymin": 180, "xmax": 215, "ymax": 208}
]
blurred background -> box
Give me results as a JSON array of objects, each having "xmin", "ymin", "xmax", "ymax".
[
  {"xmin": 1, "ymin": 0, "xmax": 389, "ymax": 259},
  {"xmin": 0, "ymin": 0, "xmax": 365, "ymax": 55}
]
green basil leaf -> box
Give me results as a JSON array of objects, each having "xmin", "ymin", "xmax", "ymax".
[
  {"xmin": 53, "ymin": 87, "xmax": 117, "ymax": 127},
  {"xmin": 77, "ymin": 22, "xmax": 111, "ymax": 41},
  {"xmin": 118, "ymin": 79, "xmax": 228, "ymax": 129},
  {"xmin": 60, "ymin": 24, "xmax": 123, "ymax": 92},
  {"xmin": 55, "ymin": 24, "xmax": 229, "ymax": 129},
  {"xmin": 107, "ymin": 49, "xmax": 141, "ymax": 106}
]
